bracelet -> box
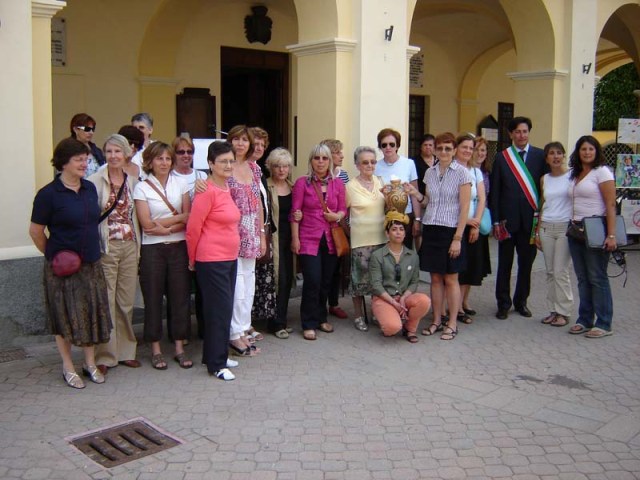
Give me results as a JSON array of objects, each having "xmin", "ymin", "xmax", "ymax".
[
  {"xmin": 260, "ymin": 228, "xmax": 266, "ymax": 233},
  {"xmin": 418, "ymin": 195, "xmax": 425, "ymax": 203},
  {"xmin": 452, "ymin": 235, "xmax": 462, "ymax": 241},
  {"xmin": 607, "ymin": 234, "xmax": 615, "ymax": 239}
]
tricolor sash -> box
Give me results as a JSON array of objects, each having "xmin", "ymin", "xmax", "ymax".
[{"xmin": 503, "ymin": 146, "xmax": 540, "ymax": 243}]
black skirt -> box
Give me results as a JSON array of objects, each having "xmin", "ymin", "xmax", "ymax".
[
  {"xmin": 420, "ymin": 224, "xmax": 467, "ymax": 274},
  {"xmin": 458, "ymin": 227, "xmax": 491, "ymax": 285}
]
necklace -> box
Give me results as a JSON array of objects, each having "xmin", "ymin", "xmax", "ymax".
[
  {"xmin": 357, "ymin": 175, "xmax": 374, "ymax": 190},
  {"xmin": 60, "ymin": 176, "xmax": 81, "ymax": 190},
  {"xmin": 389, "ymin": 245, "xmax": 403, "ymax": 257}
]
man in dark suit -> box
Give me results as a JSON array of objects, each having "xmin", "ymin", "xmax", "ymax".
[{"xmin": 490, "ymin": 117, "xmax": 548, "ymax": 319}]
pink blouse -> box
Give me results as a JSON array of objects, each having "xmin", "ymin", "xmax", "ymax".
[
  {"xmin": 228, "ymin": 162, "xmax": 262, "ymax": 259},
  {"xmin": 291, "ymin": 176, "xmax": 346, "ymax": 256}
]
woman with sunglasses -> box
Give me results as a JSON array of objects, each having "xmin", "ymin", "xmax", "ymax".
[
  {"xmin": 405, "ymin": 132, "xmax": 471, "ymax": 341},
  {"xmin": 346, "ymin": 146, "xmax": 386, "ymax": 331},
  {"xmin": 369, "ymin": 212, "xmax": 430, "ymax": 343},
  {"xmin": 291, "ymin": 144, "xmax": 347, "ymax": 341},
  {"xmin": 374, "ymin": 128, "xmax": 421, "ymax": 249},
  {"xmin": 172, "ymin": 136, "xmax": 206, "ymax": 200},
  {"xmin": 69, "ymin": 113, "xmax": 105, "ymax": 178}
]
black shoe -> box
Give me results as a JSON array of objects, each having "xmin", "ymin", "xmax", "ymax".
[
  {"xmin": 516, "ymin": 305, "xmax": 532, "ymax": 317},
  {"xmin": 496, "ymin": 309, "xmax": 509, "ymax": 320},
  {"xmin": 463, "ymin": 307, "xmax": 477, "ymax": 316}
]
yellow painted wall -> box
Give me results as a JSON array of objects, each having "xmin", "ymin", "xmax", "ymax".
[
  {"xmin": 477, "ymin": 49, "xmax": 516, "ymax": 127},
  {"xmin": 52, "ymin": 0, "xmax": 298, "ymax": 148}
]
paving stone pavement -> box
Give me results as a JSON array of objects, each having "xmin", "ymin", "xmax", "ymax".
[{"xmin": 1, "ymin": 244, "xmax": 640, "ymax": 479}]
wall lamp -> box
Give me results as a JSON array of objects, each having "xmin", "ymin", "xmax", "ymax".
[
  {"xmin": 384, "ymin": 25, "xmax": 394, "ymax": 41},
  {"xmin": 582, "ymin": 63, "xmax": 592, "ymax": 74}
]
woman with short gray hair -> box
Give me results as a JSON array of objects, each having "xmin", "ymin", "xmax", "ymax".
[{"xmin": 346, "ymin": 146, "xmax": 386, "ymax": 331}]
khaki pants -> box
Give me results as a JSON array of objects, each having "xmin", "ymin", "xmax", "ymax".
[
  {"xmin": 96, "ymin": 240, "xmax": 138, "ymax": 366},
  {"xmin": 539, "ymin": 221, "xmax": 574, "ymax": 317}
]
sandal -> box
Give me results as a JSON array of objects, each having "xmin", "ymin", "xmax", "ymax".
[
  {"xmin": 274, "ymin": 329, "xmax": 289, "ymax": 339},
  {"xmin": 303, "ymin": 329, "xmax": 317, "ymax": 341},
  {"xmin": 422, "ymin": 322, "xmax": 442, "ymax": 336},
  {"xmin": 402, "ymin": 329, "xmax": 419, "ymax": 343},
  {"xmin": 229, "ymin": 342, "xmax": 254, "ymax": 357},
  {"xmin": 569, "ymin": 324, "xmax": 588, "ymax": 335},
  {"xmin": 151, "ymin": 353, "xmax": 168, "ymax": 370},
  {"xmin": 463, "ymin": 307, "xmax": 476, "ymax": 316},
  {"xmin": 62, "ymin": 369, "xmax": 85, "ymax": 389},
  {"xmin": 585, "ymin": 327, "xmax": 613, "ymax": 338},
  {"xmin": 457, "ymin": 313, "xmax": 473, "ymax": 324},
  {"xmin": 247, "ymin": 328, "xmax": 264, "ymax": 341},
  {"xmin": 318, "ymin": 322, "xmax": 334, "ymax": 333},
  {"xmin": 550, "ymin": 314, "xmax": 569, "ymax": 327},
  {"xmin": 174, "ymin": 353, "xmax": 193, "ymax": 369},
  {"xmin": 541, "ymin": 311, "xmax": 557, "ymax": 324},
  {"xmin": 440, "ymin": 326, "xmax": 458, "ymax": 341}
]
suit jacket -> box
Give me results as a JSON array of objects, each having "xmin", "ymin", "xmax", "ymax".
[{"xmin": 489, "ymin": 146, "xmax": 548, "ymax": 234}]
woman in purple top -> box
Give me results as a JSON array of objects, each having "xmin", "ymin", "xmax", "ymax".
[{"xmin": 291, "ymin": 144, "xmax": 347, "ymax": 340}]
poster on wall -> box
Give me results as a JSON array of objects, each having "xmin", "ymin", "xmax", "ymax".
[
  {"xmin": 409, "ymin": 54, "xmax": 424, "ymax": 89},
  {"xmin": 51, "ymin": 18, "xmax": 66, "ymax": 67},
  {"xmin": 617, "ymin": 118, "xmax": 640, "ymax": 144},
  {"xmin": 615, "ymin": 153, "xmax": 640, "ymax": 188},
  {"xmin": 621, "ymin": 199, "xmax": 640, "ymax": 235}
]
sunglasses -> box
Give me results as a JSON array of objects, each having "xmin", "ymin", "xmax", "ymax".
[
  {"xmin": 313, "ymin": 155, "xmax": 330, "ymax": 160},
  {"xmin": 359, "ymin": 160, "xmax": 378, "ymax": 166},
  {"xmin": 435, "ymin": 146, "xmax": 454, "ymax": 152},
  {"xmin": 394, "ymin": 263, "xmax": 401, "ymax": 283},
  {"xmin": 176, "ymin": 149, "xmax": 194, "ymax": 155},
  {"xmin": 75, "ymin": 126, "xmax": 95, "ymax": 132},
  {"xmin": 381, "ymin": 142, "xmax": 396, "ymax": 149}
]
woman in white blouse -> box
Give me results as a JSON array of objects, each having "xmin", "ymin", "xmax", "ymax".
[
  {"xmin": 133, "ymin": 142, "xmax": 192, "ymax": 369},
  {"xmin": 535, "ymin": 142, "xmax": 573, "ymax": 327}
]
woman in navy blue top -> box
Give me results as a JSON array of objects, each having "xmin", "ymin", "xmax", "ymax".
[{"xmin": 29, "ymin": 138, "xmax": 112, "ymax": 389}]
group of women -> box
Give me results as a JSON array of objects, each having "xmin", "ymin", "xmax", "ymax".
[{"xmin": 30, "ymin": 112, "xmax": 618, "ymax": 388}]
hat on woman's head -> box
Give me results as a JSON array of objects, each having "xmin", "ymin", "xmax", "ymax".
[{"xmin": 384, "ymin": 211, "xmax": 410, "ymax": 230}]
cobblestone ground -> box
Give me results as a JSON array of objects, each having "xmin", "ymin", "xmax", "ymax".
[{"xmin": 1, "ymin": 248, "xmax": 639, "ymax": 479}]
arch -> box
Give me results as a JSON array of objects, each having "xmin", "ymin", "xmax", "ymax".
[
  {"xmin": 598, "ymin": 2, "xmax": 640, "ymax": 71},
  {"xmin": 459, "ymin": 41, "xmax": 512, "ymax": 100},
  {"xmin": 596, "ymin": 47, "xmax": 633, "ymax": 78}
]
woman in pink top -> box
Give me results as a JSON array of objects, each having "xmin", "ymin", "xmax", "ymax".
[
  {"xmin": 186, "ymin": 141, "xmax": 241, "ymax": 381},
  {"xmin": 291, "ymin": 144, "xmax": 347, "ymax": 340}
]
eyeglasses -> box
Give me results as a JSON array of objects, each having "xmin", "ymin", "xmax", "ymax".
[
  {"xmin": 435, "ymin": 146, "xmax": 454, "ymax": 152},
  {"xmin": 313, "ymin": 156, "xmax": 330, "ymax": 160},
  {"xmin": 275, "ymin": 164, "xmax": 289, "ymax": 169},
  {"xmin": 381, "ymin": 142, "xmax": 396, "ymax": 149},
  {"xmin": 394, "ymin": 263, "xmax": 401, "ymax": 282},
  {"xmin": 75, "ymin": 126, "xmax": 95, "ymax": 132},
  {"xmin": 216, "ymin": 160, "xmax": 237, "ymax": 166},
  {"xmin": 176, "ymin": 149, "xmax": 194, "ymax": 155},
  {"xmin": 359, "ymin": 160, "xmax": 377, "ymax": 166}
]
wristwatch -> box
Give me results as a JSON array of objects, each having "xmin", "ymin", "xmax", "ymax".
[{"xmin": 607, "ymin": 234, "xmax": 615, "ymax": 239}]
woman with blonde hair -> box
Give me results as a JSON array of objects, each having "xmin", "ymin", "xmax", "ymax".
[
  {"xmin": 88, "ymin": 134, "xmax": 141, "ymax": 374},
  {"xmin": 266, "ymin": 148, "xmax": 296, "ymax": 338},
  {"xmin": 291, "ymin": 144, "xmax": 347, "ymax": 340}
]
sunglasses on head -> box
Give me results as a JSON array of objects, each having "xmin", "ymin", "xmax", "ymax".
[
  {"xmin": 381, "ymin": 142, "xmax": 396, "ymax": 149},
  {"xmin": 394, "ymin": 263, "xmax": 401, "ymax": 282},
  {"xmin": 75, "ymin": 126, "xmax": 95, "ymax": 132},
  {"xmin": 176, "ymin": 149, "xmax": 194, "ymax": 155}
]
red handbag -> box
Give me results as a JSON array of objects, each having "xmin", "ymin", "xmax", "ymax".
[{"xmin": 51, "ymin": 250, "xmax": 82, "ymax": 277}]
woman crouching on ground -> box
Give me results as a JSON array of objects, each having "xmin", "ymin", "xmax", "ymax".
[{"xmin": 369, "ymin": 212, "xmax": 431, "ymax": 342}]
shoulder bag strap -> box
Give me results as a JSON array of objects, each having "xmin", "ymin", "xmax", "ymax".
[
  {"xmin": 145, "ymin": 178, "xmax": 178, "ymax": 216},
  {"xmin": 99, "ymin": 174, "xmax": 128, "ymax": 223},
  {"xmin": 311, "ymin": 180, "xmax": 329, "ymax": 213}
]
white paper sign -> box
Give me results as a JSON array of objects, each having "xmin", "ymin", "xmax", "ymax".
[
  {"xmin": 51, "ymin": 18, "xmax": 66, "ymax": 67},
  {"xmin": 617, "ymin": 118, "xmax": 640, "ymax": 144},
  {"xmin": 481, "ymin": 128, "xmax": 498, "ymax": 142},
  {"xmin": 621, "ymin": 198, "xmax": 640, "ymax": 235}
]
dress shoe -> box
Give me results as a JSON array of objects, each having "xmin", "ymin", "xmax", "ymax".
[
  {"xmin": 82, "ymin": 365, "xmax": 105, "ymax": 384},
  {"xmin": 96, "ymin": 364, "xmax": 109, "ymax": 375},
  {"xmin": 328, "ymin": 306, "xmax": 348, "ymax": 319},
  {"xmin": 515, "ymin": 305, "xmax": 532, "ymax": 317},
  {"xmin": 496, "ymin": 309, "xmax": 509, "ymax": 320},
  {"xmin": 118, "ymin": 359, "xmax": 142, "ymax": 368}
]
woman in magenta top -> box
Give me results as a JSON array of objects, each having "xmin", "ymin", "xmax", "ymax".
[
  {"xmin": 291, "ymin": 144, "xmax": 347, "ymax": 340},
  {"xmin": 186, "ymin": 141, "xmax": 240, "ymax": 381}
]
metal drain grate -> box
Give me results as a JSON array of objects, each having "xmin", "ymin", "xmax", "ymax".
[
  {"xmin": 67, "ymin": 418, "xmax": 183, "ymax": 468},
  {"xmin": 0, "ymin": 348, "xmax": 26, "ymax": 364}
]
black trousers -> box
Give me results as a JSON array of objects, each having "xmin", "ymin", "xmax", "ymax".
[
  {"xmin": 495, "ymin": 229, "xmax": 537, "ymax": 310},
  {"xmin": 269, "ymin": 230, "xmax": 293, "ymax": 333},
  {"xmin": 139, "ymin": 242, "xmax": 191, "ymax": 343},
  {"xmin": 196, "ymin": 260, "xmax": 237, "ymax": 373},
  {"xmin": 299, "ymin": 235, "xmax": 338, "ymax": 330}
]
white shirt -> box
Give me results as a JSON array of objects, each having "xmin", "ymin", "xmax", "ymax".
[
  {"xmin": 172, "ymin": 169, "xmax": 207, "ymax": 200},
  {"xmin": 133, "ymin": 173, "xmax": 190, "ymax": 244},
  {"xmin": 569, "ymin": 166, "xmax": 614, "ymax": 221},
  {"xmin": 541, "ymin": 171, "xmax": 572, "ymax": 223},
  {"xmin": 375, "ymin": 155, "xmax": 418, "ymax": 214}
]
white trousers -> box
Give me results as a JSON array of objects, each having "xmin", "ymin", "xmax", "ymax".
[
  {"xmin": 229, "ymin": 257, "xmax": 256, "ymax": 340},
  {"xmin": 539, "ymin": 221, "xmax": 574, "ymax": 317}
]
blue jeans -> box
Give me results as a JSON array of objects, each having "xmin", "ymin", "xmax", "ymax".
[{"xmin": 567, "ymin": 237, "xmax": 613, "ymax": 331}]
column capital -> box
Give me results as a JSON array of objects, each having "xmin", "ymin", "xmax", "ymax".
[
  {"xmin": 506, "ymin": 69, "xmax": 569, "ymax": 81},
  {"xmin": 32, "ymin": 0, "xmax": 66, "ymax": 19},
  {"xmin": 286, "ymin": 38, "xmax": 357, "ymax": 57},
  {"xmin": 406, "ymin": 45, "xmax": 421, "ymax": 60}
]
